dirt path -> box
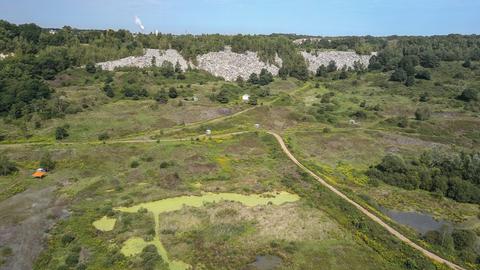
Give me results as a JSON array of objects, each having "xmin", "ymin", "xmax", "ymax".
[{"xmin": 267, "ymin": 131, "xmax": 465, "ymax": 270}]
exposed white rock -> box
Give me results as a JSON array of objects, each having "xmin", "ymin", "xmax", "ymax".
[
  {"xmin": 95, "ymin": 47, "xmax": 375, "ymax": 81},
  {"xmin": 97, "ymin": 49, "xmax": 189, "ymax": 71},
  {"xmin": 196, "ymin": 47, "xmax": 281, "ymax": 81},
  {"xmin": 301, "ymin": 50, "xmax": 375, "ymax": 72},
  {"xmin": 0, "ymin": 53, "xmax": 14, "ymax": 60},
  {"xmin": 293, "ymin": 38, "xmax": 322, "ymax": 45}
]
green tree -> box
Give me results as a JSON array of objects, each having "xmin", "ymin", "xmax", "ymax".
[
  {"xmin": 415, "ymin": 70, "xmax": 431, "ymax": 80},
  {"xmin": 258, "ymin": 68, "xmax": 274, "ymax": 85},
  {"xmin": 216, "ymin": 89, "xmax": 229, "ymax": 103},
  {"xmin": 457, "ymin": 88, "xmax": 478, "ymax": 102},
  {"xmin": 160, "ymin": 61, "xmax": 175, "ymax": 77},
  {"xmin": 85, "ymin": 62, "xmax": 96, "ymax": 74},
  {"xmin": 174, "ymin": 61, "xmax": 182, "ymax": 73},
  {"xmin": 419, "ymin": 51, "xmax": 440, "ymax": 68},
  {"xmin": 235, "ymin": 76, "xmax": 244, "ymax": 87},
  {"xmin": 248, "ymin": 73, "xmax": 259, "ymax": 84},
  {"xmin": 316, "ymin": 65, "xmax": 327, "ymax": 77},
  {"xmin": 451, "ymin": 230, "xmax": 476, "ymax": 250},
  {"xmin": 390, "ymin": 68, "xmax": 407, "ymax": 82},
  {"xmin": 462, "ymin": 59, "xmax": 471, "ymax": 68},
  {"xmin": 326, "ymin": 60, "xmax": 337, "ymax": 72}
]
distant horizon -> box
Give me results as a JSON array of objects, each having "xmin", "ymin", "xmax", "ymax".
[{"xmin": 1, "ymin": 0, "xmax": 480, "ymax": 36}]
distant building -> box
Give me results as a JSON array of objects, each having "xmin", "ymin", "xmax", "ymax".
[
  {"xmin": 205, "ymin": 129, "xmax": 211, "ymax": 135},
  {"xmin": 242, "ymin": 94, "xmax": 250, "ymax": 102},
  {"xmin": 48, "ymin": 30, "xmax": 57, "ymax": 35}
]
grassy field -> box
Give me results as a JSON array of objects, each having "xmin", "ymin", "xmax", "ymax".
[{"xmin": 1, "ymin": 60, "xmax": 479, "ymax": 270}]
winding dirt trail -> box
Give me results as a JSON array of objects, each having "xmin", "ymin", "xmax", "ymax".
[{"xmin": 268, "ymin": 131, "xmax": 465, "ymax": 270}]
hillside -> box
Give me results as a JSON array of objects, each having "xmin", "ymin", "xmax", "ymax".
[{"xmin": 1, "ymin": 20, "xmax": 480, "ymax": 270}]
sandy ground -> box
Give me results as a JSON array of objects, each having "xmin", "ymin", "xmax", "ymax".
[{"xmin": 0, "ymin": 187, "xmax": 68, "ymax": 270}]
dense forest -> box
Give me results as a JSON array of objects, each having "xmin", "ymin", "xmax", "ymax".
[{"xmin": 368, "ymin": 148, "xmax": 480, "ymax": 204}]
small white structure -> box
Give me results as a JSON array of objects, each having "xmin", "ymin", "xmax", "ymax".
[
  {"xmin": 205, "ymin": 129, "xmax": 211, "ymax": 135},
  {"xmin": 192, "ymin": 95, "xmax": 198, "ymax": 102},
  {"xmin": 242, "ymin": 94, "xmax": 250, "ymax": 102},
  {"xmin": 254, "ymin": 124, "xmax": 260, "ymax": 129},
  {"xmin": 49, "ymin": 30, "xmax": 57, "ymax": 35}
]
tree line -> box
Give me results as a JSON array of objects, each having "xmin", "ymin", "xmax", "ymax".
[{"xmin": 368, "ymin": 148, "xmax": 480, "ymax": 204}]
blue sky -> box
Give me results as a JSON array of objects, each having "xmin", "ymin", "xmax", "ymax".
[{"xmin": 1, "ymin": 0, "xmax": 479, "ymax": 35}]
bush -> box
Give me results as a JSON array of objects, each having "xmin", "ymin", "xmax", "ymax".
[
  {"xmin": 130, "ymin": 160, "xmax": 140, "ymax": 168},
  {"xmin": 0, "ymin": 155, "xmax": 18, "ymax": 176},
  {"xmin": 452, "ymin": 230, "xmax": 476, "ymax": 250},
  {"xmin": 168, "ymin": 87, "xmax": 178, "ymax": 98},
  {"xmin": 390, "ymin": 68, "xmax": 407, "ymax": 82},
  {"xmin": 85, "ymin": 62, "xmax": 96, "ymax": 74},
  {"xmin": 55, "ymin": 126, "xmax": 69, "ymax": 140},
  {"xmin": 415, "ymin": 107, "xmax": 431, "ymax": 121},
  {"xmin": 405, "ymin": 76, "xmax": 415, "ymax": 87},
  {"xmin": 61, "ymin": 234, "xmax": 75, "ymax": 245},
  {"xmin": 65, "ymin": 253, "xmax": 79, "ymax": 267},
  {"xmin": 457, "ymin": 88, "xmax": 478, "ymax": 102},
  {"xmin": 39, "ymin": 153, "xmax": 56, "ymax": 171},
  {"xmin": 98, "ymin": 132, "xmax": 110, "ymax": 141},
  {"xmin": 415, "ymin": 70, "xmax": 431, "ymax": 80},
  {"xmin": 154, "ymin": 90, "xmax": 168, "ymax": 104}
]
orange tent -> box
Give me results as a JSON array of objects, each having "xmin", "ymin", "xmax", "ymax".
[{"xmin": 32, "ymin": 171, "xmax": 47, "ymax": 178}]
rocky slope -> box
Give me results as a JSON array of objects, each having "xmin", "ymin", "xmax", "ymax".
[
  {"xmin": 196, "ymin": 47, "xmax": 281, "ymax": 81},
  {"xmin": 301, "ymin": 51, "xmax": 375, "ymax": 72},
  {"xmin": 96, "ymin": 48, "xmax": 373, "ymax": 80},
  {"xmin": 97, "ymin": 49, "xmax": 190, "ymax": 71}
]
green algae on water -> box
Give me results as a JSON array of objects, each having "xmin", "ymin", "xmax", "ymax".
[
  {"xmin": 92, "ymin": 216, "xmax": 116, "ymax": 231},
  {"xmin": 114, "ymin": 191, "xmax": 299, "ymax": 270}
]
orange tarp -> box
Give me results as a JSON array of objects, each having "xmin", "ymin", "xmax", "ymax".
[{"xmin": 32, "ymin": 171, "xmax": 46, "ymax": 178}]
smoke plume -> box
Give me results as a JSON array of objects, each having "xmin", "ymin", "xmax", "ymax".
[{"xmin": 134, "ymin": 15, "xmax": 145, "ymax": 31}]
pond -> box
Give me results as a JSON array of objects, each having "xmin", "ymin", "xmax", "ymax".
[
  {"xmin": 94, "ymin": 191, "xmax": 299, "ymax": 270},
  {"xmin": 379, "ymin": 206, "xmax": 451, "ymax": 235},
  {"xmin": 248, "ymin": 255, "xmax": 283, "ymax": 270}
]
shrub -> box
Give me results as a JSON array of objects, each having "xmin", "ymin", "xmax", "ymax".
[
  {"xmin": 168, "ymin": 87, "xmax": 178, "ymax": 98},
  {"xmin": 0, "ymin": 155, "xmax": 18, "ymax": 176},
  {"xmin": 415, "ymin": 107, "xmax": 431, "ymax": 121},
  {"xmin": 405, "ymin": 76, "xmax": 415, "ymax": 87},
  {"xmin": 55, "ymin": 126, "xmax": 69, "ymax": 140},
  {"xmin": 452, "ymin": 230, "xmax": 476, "ymax": 250},
  {"xmin": 390, "ymin": 68, "xmax": 407, "ymax": 82},
  {"xmin": 154, "ymin": 90, "xmax": 168, "ymax": 104},
  {"xmin": 85, "ymin": 62, "xmax": 96, "ymax": 74},
  {"xmin": 130, "ymin": 160, "xmax": 140, "ymax": 168},
  {"xmin": 415, "ymin": 70, "xmax": 431, "ymax": 80},
  {"xmin": 457, "ymin": 88, "xmax": 478, "ymax": 102},
  {"xmin": 61, "ymin": 234, "xmax": 75, "ymax": 245},
  {"xmin": 98, "ymin": 132, "xmax": 110, "ymax": 141},
  {"xmin": 65, "ymin": 253, "xmax": 79, "ymax": 267},
  {"xmin": 350, "ymin": 110, "xmax": 367, "ymax": 119},
  {"xmin": 39, "ymin": 153, "xmax": 56, "ymax": 171}
]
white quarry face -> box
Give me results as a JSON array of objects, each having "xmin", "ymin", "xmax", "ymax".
[{"xmin": 96, "ymin": 47, "xmax": 373, "ymax": 81}]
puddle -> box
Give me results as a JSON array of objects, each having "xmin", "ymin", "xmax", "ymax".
[
  {"xmin": 379, "ymin": 207, "xmax": 451, "ymax": 234},
  {"xmin": 249, "ymin": 255, "xmax": 283, "ymax": 270},
  {"xmin": 114, "ymin": 191, "xmax": 299, "ymax": 270},
  {"xmin": 92, "ymin": 216, "xmax": 116, "ymax": 231}
]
